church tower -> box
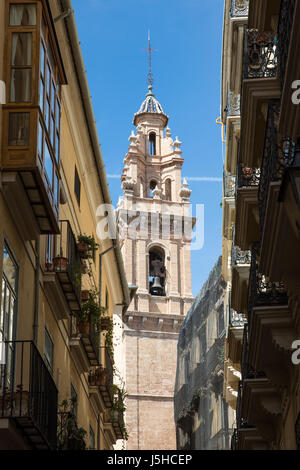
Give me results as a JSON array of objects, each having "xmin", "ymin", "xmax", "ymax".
[{"xmin": 117, "ymin": 39, "xmax": 194, "ymax": 450}]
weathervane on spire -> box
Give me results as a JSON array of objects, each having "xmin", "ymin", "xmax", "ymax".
[{"xmin": 146, "ymin": 30, "xmax": 157, "ymax": 94}]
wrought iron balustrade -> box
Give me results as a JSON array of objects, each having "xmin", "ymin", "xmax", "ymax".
[
  {"xmin": 0, "ymin": 340, "xmax": 58, "ymax": 449},
  {"xmin": 70, "ymin": 316, "xmax": 100, "ymax": 366},
  {"xmin": 237, "ymin": 164, "xmax": 260, "ymax": 189},
  {"xmin": 247, "ymin": 243, "xmax": 288, "ymax": 328},
  {"xmin": 230, "ymin": 0, "xmax": 249, "ymax": 18},
  {"xmin": 99, "ymin": 346, "xmax": 114, "ymax": 407},
  {"xmin": 232, "ymin": 245, "xmax": 251, "ymax": 266},
  {"xmin": 258, "ymin": 100, "xmax": 295, "ymax": 237},
  {"xmin": 278, "ymin": 0, "xmax": 296, "ymax": 90},
  {"xmin": 231, "ymin": 428, "xmax": 238, "ymax": 450},
  {"xmin": 241, "ymin": 324, "xmax": 265, "ymax": 380},
  {"xmin": 229, "ymin": 308, "xmax": 247, "ymax": 328},
  {"xmin": 47, "ymin": 220, "xmax": 82, "ymax": 312},
  {"xmin": 242, "ymin": 28, "xmax": 278, "ymax": 81},
  {"xmin": 227, "ymin": 91, "xmax": 241, "ymax": 116},
  {"xmin": 224, "ymin": 172, "xmax": 236, "ymax": 198}
]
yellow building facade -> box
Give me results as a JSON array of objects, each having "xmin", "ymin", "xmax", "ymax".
[{"xmin": 0, "ymin": 0, "xmax": 130, "ymax": 450}]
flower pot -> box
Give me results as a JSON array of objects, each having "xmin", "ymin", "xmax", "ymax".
[
  {"xmin": 100, "ymin": 317, "xmax": 111, "ymax": 331},
  {"xmin": 77, "ymin": 321, "xmax": 90, "ymax": 335},
  {"xmin": 81, "ymin": 290, "xmax": 90, "ymax": 302},
  {"xmin": 45, "ymin": 262, "xmax": 53, "ymax": 271},
  {"xmin": 53, "ymin": 256, "xmax": 68, "ymax": 272},
  {"xmin": 77, "ymin": 242, "xmax": 89, "ymax": 259},
  {"xmin": 95, "ymin": 368, "xmax": 107, "ymax": 386}
]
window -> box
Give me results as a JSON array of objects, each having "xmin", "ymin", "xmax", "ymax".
[
  {"xmin": 44, "ymin": 327, "xmax": 54, "ymax": 374},
  {"xmin": 89, "ymin": 426, "xmax": 95, "ymax": 450},
  {"xmin": 8, "ymin": 112, "xmax": 30, "ymax": 146},
  {"xmin": 217, "ymin": 305, "xmax": 225, "ymax": 337},
  {"xmin": 149, "ymin": 132, "xmax": 156, "ymax": 155},
  {"xmin": 105, "ymin": 287, "xmax": 109, "ymax": 310},
  {"xmin": 74, "ymin": 166, "xmax": 81, "ymax": 206},
  {"xmin": 9, "ymin": 4, "xmax": 37, "ymax": 26},
  {"xmin": 149, "ymin": 246, "xmax": 166, "ymax": 296},
  {"xmin": 149, "ymin": 180, "xmax": 157, "ymax": 198},
  {"xmin": 1, "ymin": 243, "xmax": 18, "ymax": 344},
  {"xmin": 70, "ymin": 383, "xmax": 78, "ymax": 421},
  {"xmin": 165, "ymin": 178, "xmax": 172, "ymax": 201}
]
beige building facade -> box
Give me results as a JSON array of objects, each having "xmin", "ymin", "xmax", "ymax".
[
  {"xmin": 0, "ymin": 0, "xmax": 130, "ymax": 450},
  {"xmin": 117, "ymin": 84, "xmax": 194, "ymax": 449}
]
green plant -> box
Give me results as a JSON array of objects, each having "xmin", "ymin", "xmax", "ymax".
[
  {"xmin": 57, "ymin": 397, "xmax": 87, "ymax": 451},
  {"xmin": 76, "ymin": 290, "xmax": 107, "ymax": 327},
  {"xmin": 77, "ymin": 234, "xmax": 99, "ymax": 253},
  {"xmin": 105, "ymin": 318, "xmax": 114, "ymax": 359}
]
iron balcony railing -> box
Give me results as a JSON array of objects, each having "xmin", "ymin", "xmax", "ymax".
[
  {"xmin": 227, "ymin": 91, "xmax": 241, "ymax": 117},
  {"xmin": 242, "ymin": 27, "xmax": 278, "ymax": 81},
  {"xmin": 70, "ymin": 316, "xmax": 100, "ymax": 366},
  {"xmin": 278, "ymin": 0, "xmax": 296, "ymax": 90},
  {"xmin": 247, "ymin": 243, "xmax": 288, "ymax": 330},
  {"xmin": 232, "ymin": 245, "xmax": 251, "ymax": 266},
  {"xmin": 223, "ymin": 172, "xmax": 236, "ymax": 198},
  {"xmin": 237, "ymin": 164, "xmax": 260, "ymax": 189},
  {"xmin": 229, "ymin": 308, "xmax": 247, "ymax": 328},
  {"xmin": 110, "ymin": 390, "xmax": 125, "ymax": 440},
  {"xmin": 49, "ymin": 220, "xmax": 82, "ymax": 312},
  {"xmin": 99, "ymin": 346, "xmax": 114, "ymax": 407},
  {"xmin": 258, "ymin": 99, "xmax": 296, "ymax": 237},
  {"xmin": 230, "ymin": 0, "xmax": 249, "ymax": 18},
  {"xmin": 0, "ymin": 340, "xmax": 58, "ymax": 449},
  {"xmin": 241, "ymin": 324, "xmax": 266, "ymax": 381}
]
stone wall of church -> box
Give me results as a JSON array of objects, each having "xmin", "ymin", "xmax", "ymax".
[{"xmin": 125, "ymin": 326, "xmax": 179, "ymax": 450}]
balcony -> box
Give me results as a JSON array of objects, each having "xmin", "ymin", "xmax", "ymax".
[
  {"xmin": 231, "ymin": 245, "xmax": 251, "ymax": 315},
  {"xmin": 278, "ymin": 0, "xmax": 300, "ymax": 138},
  {"xmin": 222, "ymin": 172, "xmax": 236, "ymax": 240},
  {"xmin": 70, "ymin": 316, "xmax": 100, "ymax": 374},
  {"xmin": 98, "ymin": 347, "xmax": 114, "ymax": 408},
  {"xmin": 240, "ymin": 28, "xmax": 280, "ymax": 169},
  {"xmin": 44, "ymin": 220, "xmax": 82, "ymax": 318},
  {"xmin": 110, "ymin": 391, "xmax": 125, "ymax": 440},
  {"xmin": 246, "ymin": 244, "xmax": 295, "ymax": 389},
  {"xmin": 235, "ymin": 164, "xmax": 260, "ymax": 249},
  {"xmin": 230, "ymin": 0, "xmax": 249, "ymax": 18},
  {"xmin": 0, "ymin": 341, "xmax": 58, "ymax": 450},
  {"xmin": 227, "ymin": 308, "xmax": 247, "ymax": 368}
]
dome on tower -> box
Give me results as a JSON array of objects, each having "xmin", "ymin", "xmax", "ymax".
[{"xmin": 133, "ymin": 86, "xmax": 169, "ymax": 126}]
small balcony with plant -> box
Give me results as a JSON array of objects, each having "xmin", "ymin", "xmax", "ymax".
[
  {"xmin": 106, "ymin": 386, "xmax": 128, "ymax": 441},
  {"xmin": 43, "ymin": 220, "xmax": 82, "ymax": 321},
  {"xmin": 77, "ymin": 234, "xmax": 99, "ymax": 261},
  {"xmin": 231, "ymin": 244, "xmax": 251, "ymax": 316},
  {"xmin": 0, "ymin": 340, "xmax": 58, "ymax": 450},
  {"xmin": 57, "ymin": 397, "xmax": 87, "ymax": 451},
  {"xmin": 235, "ymin": 164, "xmax": 260, "ymax": 250},
  {"xmin": 240, "ymin": 25, "xmax": 280, "ymax": 172},
  {"xmin": 69, "ymin": 290, "xmax": 107, "ymax": 373}
]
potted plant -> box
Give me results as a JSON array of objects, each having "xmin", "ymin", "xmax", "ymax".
[
  {"xmin": 53, "ymin": 253, "xmax": 68, "ymax": 272},
  {"xmin": 57, "ymin": 398, "xmax": 87, "ymax": 451},
  {"xmin": 100, "ymin": 314, "xmax": 111, "ymax": 331},
  {"xmin": 81, "ymin": 290, "xmax": 90, "ymax": 302},
  {"xmin": 45, "ymin": 261, "xmax": 53, "ymax": 271},
  {"xmin": 105, "ymin": 319, "xmax": 114, "ymax": 360},
  {"xmin": 88, "ymin": 367, "xmax": 107, "ymax": 386},
  {"xmin": 76, "ymin": 290, "xmax": 106, "ymax": 333},
  {"xmin": 77, "ymin": 234, "xmax": 99, "ymax": 259}
]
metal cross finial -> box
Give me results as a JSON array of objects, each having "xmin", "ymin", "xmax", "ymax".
[{"xmin": 146, "ymin": 30, "xmax": 157, "ymax": 93}]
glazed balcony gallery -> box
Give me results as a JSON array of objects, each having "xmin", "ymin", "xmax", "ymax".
[{"xmin": 1, "ymin": 1, "xmax": 67, "ymax": 234}]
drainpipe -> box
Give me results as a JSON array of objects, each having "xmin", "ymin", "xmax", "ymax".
[{"xmin": 33, "ymin": 237, "xmax": 40, "ymax": 344}]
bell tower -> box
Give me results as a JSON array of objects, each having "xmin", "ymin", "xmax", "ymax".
[{"xmin": 117, "ymin": 37, "xmax": 194, "ymax": 450}]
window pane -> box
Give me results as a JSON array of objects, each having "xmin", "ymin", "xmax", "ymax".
[
  {"xmin": 8, "ymin": 112, "xmax": 30, "ymax": 146},
  {"xmin": 56, "ymin": 101, "xmax": 60, "ymax": 131},
  {"xmin": 11, "ymin": 33, "xmax": 32, "ymax": 66},
  {"xmin": 46, "ymin": 100, "xmax": 50, "ymax": 130},
  {"xmin": 39, "ymin": 78, "xmax": 44, "ymax": 112},
  {"xmin": 51, "ymin": 82, "xmax": 55, "ymax": 114},
  {"xmin": 44, "ymin": 141, "xmax": 53, "ymax": 188},
  {"xmin": 40, "ymin": 44, "xmax": 45, "ymax": 77},
  {"xmin": 10, "ymin": 68, "xmax": 31, "ymax": 102},
  {"xmin": 3, "ymin": 246, "xmax": 17, "ymax": 292},
  {"xmin": 51, "ymin": 116, "xmax": 55, "ymax": 146},
  {"xmin": 54, "ymin": 172, "xmax": 59, "ymax": 205},
  {"xmin": 9, "ymin": 4, "xmax": 37, "ymax": 25},
  {"xmin": 56, "ymin": 133, "xmax": 60, "ymax": 162},
  {"xmin": 46, "ymin": 65, "xmax": 51, "ymax": 96},
  {"xmin": 38, "ymin": 121, "xmax": 43, "ymax": 158},
  {"xmin": 44, "ymin": 328, "xmax": 54, "ymax": 373}
]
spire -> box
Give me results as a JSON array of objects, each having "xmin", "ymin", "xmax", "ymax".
[{"xmin": 147, "ymin": 30, "xmax": 156, "ymax": 96}]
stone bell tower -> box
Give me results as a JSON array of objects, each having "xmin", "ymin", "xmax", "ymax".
[{"xmin": 116, "ymin": 40, "xmax": 194, "ymax": 449}]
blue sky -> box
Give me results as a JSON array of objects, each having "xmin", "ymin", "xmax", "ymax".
[{"xmin": 72, "ymin": 0, "xmax": 225, "ymax": 297}]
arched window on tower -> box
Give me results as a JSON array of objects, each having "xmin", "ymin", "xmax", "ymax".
[
  {"xmin": 149, "ymin": 180, "xmax": 157, "ymax": 198},
  {"xmin": 165, "ymin": 178, "xmax": 172, "ymax": 201},
  {"xmin": 149, "ymin": 132, "xmax": 156, "ymax": 155},
  {"xmin": 149, "ymin": 246, "xmax": 166, "ymax": 296}
]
